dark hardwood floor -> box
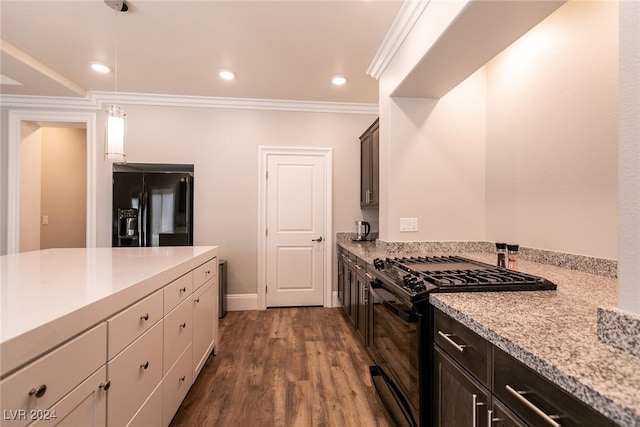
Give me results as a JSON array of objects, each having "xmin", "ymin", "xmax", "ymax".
[{"xmin": 170, "ymin": 307, "xmax": 391, "ymax": 427}]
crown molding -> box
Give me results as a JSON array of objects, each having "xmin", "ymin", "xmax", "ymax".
[
  {"xmin": 367, "ymin": 0, "xmax": 431, "ymax": 80},
  {"xmin": 0, "ymin": 91, "xmax": 378, "ymax": 115}
]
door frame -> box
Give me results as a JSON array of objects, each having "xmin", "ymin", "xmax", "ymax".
[
  {"xmin": 257, "ymin": 146, "xmax": 333, "ymax": 310},
  {"xmin": 7, "ymin": 110, "xmax": 97, "ymax": 253}
]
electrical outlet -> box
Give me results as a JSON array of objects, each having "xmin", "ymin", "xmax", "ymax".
[
  {"xmin": 400, "ymin": 218, "xmax": 418, "ymax": 232},
  {"xmin": 42, "ymin": 215, "xmax": 49, "ymax": 225}
]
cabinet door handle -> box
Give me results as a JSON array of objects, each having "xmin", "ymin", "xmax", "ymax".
[
  {"xmin": 29, "ymin": 384, "xmax": 47, "ymax": 398},
  {"xmin": 99, "ymin": 380, "xmax": 111, "ymax": 391},
  {"xmin": 365, "ymin": 273, "xmax": 373, "ymax": 280},
  {"xmin": 179, "ymin": 287, "xmax": 187, "ymax": 293},
  {"xmin": 179, "ymin": 376, "xmax": 186, "ymax": 382},
  {"xmin": 194, "ymin": 298, "xmax": 200, "ymax": 303},
  {"xmin": 140, "ymin": 361, "xmax": 149, "ymax": 370},
  {"xmin": 180, "ymin": 322, "xmax": 187, "ymax": 329},
  {"xmin": 140, "ymin": 313, "xmax": 149, "ymax": 321},
  {"xmin": 505, "ymin": 385, "xmax": 561, "ymax": 427},
  {"xmin": 437, "ymin": 331, "xmax": 469, "ymax": 352},
  {"xmin": 472, "ymin": 394, "xmax": 487, "ymax": 427},
  {"xmin": 205, "ymin": 270, "xmax": 211, "ymax": 275},
  {"xmin": 355, "ymin": 264, "xmax": 363, "ymax": 270}
]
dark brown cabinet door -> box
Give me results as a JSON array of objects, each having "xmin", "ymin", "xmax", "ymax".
[
  {"xmin": 434, "ymin": 346, "xmax": 490, "ymax": 427},
  {"xmin": 489, "ymin": 399, "xmax": 527, "ymax": 427},
  {"xmin": 355, "ymin": 265, "xmax": 368, "ymax": 344},
  {"xmin": 360, "ymin": 118, "xmax": 379, "ymax": 208}
]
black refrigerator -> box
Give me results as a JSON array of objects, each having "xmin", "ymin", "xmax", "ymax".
[{"xmin": 112, "ymin": 164, "xmax": 194, "ymax": 247}]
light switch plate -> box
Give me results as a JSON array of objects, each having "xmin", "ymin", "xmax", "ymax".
[{"xmin": 400, "ymin": 217, "xmax": 418, "ymax": 232}]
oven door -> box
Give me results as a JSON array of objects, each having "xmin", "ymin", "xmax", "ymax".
[{"xmin": 369, "ymin": 283, "xmax": 421, "ymax": 427}]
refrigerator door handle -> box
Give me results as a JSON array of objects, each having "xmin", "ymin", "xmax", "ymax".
[{"xmin": 138, "ymin": 192, "xmax": 145, "ymax": 247}]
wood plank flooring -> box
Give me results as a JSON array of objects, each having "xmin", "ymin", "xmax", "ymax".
[{"xmin": 170, "ymin": 307, "xmax": 391, "ymax": 427}]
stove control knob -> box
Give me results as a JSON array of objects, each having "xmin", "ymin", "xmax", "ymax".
[{"xmin": 373, "ymin": 258, "xmax": 385, "ymax": 270}]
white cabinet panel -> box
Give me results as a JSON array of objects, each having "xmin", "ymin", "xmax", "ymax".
[
  {"xmin": 126, "ymin": 381, "xmax": 162, "ymax": 427},
  {"xmin": 163, "ymin": 273, "xmax": 193, "ymax": 314},
  {"xmin": 163, "ymin": 298, "xmax": 192, "ymax": 376},
  {"xmin": 162, "ymin": 344, "xmax": 193, "ymax": 427},
  {"xmin": 29, "ymin": 366, "xmax": 107, "ymax": 427},
  {"xmin": 107, "ymin": 321, "xmax": 163, "ymax": 427},
  {"xmin": 192, "ymin": 279, "xmax": 215, "ymax": 377},
  {"xmin": 193, "ymin": 258, "xmax": 217, "ymax": 290},
  {"xmin": 108, "ymin": 290, "xmax": 163, "ymax": 360}
]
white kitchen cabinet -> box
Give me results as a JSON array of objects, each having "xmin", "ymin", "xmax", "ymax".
[
  {"xmin": 0, "ymin": 324, "xmax": 107, "ymax": 427},
  {"xmin": 107, "ymin": 321, "xmax": 163, "ymax": 427},
  {"xmin": 29, "ymin": 366, "xmax": 107, "ymax": 427},
  {"xmin": 162, "ymin": 344, "xmax": 193, "ymax": 426},
  {"xmin": 163, "ymin": 297, "xmax": 192, "ymax": 376},
  {"xmin": 192, "ymin": 279, "xmax": 215, "ymax": 377}
]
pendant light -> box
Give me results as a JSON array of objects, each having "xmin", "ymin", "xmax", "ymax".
[{"xmin": 104, "ymin": 0, "xmax": 128, "ymax": 163}]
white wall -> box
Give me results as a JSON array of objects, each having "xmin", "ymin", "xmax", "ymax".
[
  {"xmin": 378, "ymin": 0, "xmax": 618, "ymax": 260},
  {"xmin": 19, "ymin": 122, "xmax": 41, "ymax": 252},
  {"xmin": 119, "ymin": 105, "xmax": 375, "ymax": 294},
  {"xmin": 618, "ymin": 0, "xmax": 640, "ymax": 315},
  {"xmin": 485, "ymin": 0, "xmax": 618, "ymax": 258}
]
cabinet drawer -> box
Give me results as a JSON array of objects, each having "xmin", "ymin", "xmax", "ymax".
[
  {"xmin": 493, "ymin": 347, "xmax": 616, "ymax": 427},
  {"xmin": 162, "ymin": 344, "xmax": 193, "ymax": 427},
  {"xmin": 163, "ymin": 298, "xmax": 192, "ymax": 376},
  {"xmin": 193, "ymin": 258, "xmax": 217, "ymax": 290},
  {"xmin": 126, "ymin": 381, "xmax": 162, "ymax": 427},
  {"xmin": 164, "ymin": 272, "xmax": 193, "ymax": 314},
  {"xmin": 0, "ymin": 324, "xmax": 106, "ymax": 427},
  {"xmin": 434, "ymin": 309, "xmax": 491, "ymax": 387},
  {"xmin": 107, "ymin": 321, "xmax": 163, "ymax": 427},
  {"xmin": 108, "ymin": 290, "xmax": 163, "ymax": 360}
]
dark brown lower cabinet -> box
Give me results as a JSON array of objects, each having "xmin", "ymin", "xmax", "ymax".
[
  {"xmin": 434, "ymin": 308, "xmax": 618, "ymax": 427},
  {"xmin": 434, "ymin": 346, "xmax": 491, "ymax": 427}
]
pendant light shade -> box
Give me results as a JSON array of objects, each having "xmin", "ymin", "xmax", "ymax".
[
  {"xmin": 103, "ymin": 0, "xmax": 128, "ymax": 163},
  {"xmin": 105, "ymin": 104, "xmax": 126, "ymax": 163}
]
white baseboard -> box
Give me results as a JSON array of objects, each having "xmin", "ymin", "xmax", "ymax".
[
  {"xmin": 226, "ymin": 294, "xmax": 259, "ymax": 311},
  {"xmin": 225, "ymin": 292, "xmax": 340, "ymax": 311}
]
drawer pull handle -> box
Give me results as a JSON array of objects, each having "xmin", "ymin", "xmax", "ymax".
[
  {"xmin": 194, "ymin": 298, "xmax": 200, "ymax": 303},
  {"xmin": 29, "ymin": 384, "xmax": 47, "ymax": 398},
  {"xmin": 140, "ymin": 313, "xmax": 149, "ymax": 321},
  {"xmin": 179, "ymin": 376, "xmax": 186, "ymax": 382},
  {"xmin": 205, "ymin": 270, "xmax": 211, "ymax": 275},
  {"xmin": 99, "ymin": 380, "xmax": 111, "ymax": 391},
  {"xmin": 438, "ymin": 331, "xmax": 468, "ymax": 352},
  {"xmin": 505, "ymin": 385, "xmax": 561, "ymax": 427},
  {"xmin": 179, "ymin": 287, "xmax": 187, "ymax": 293},
  {"xmin": 140, "ymin": 361, "xmax": 149, "ymax": 370},
  {"xmin": 180, "ymin": 322, "xmax": 187, "ymax": 329}
]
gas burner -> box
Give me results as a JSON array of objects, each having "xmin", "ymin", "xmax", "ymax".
[{"xmin": 371, "ymin": 255, "xmax": 556, "ymax": 303}]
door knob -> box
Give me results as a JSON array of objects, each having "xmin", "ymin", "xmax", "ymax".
[{"xmin": 312, "ymin": 237, "xmax": 323, "ymax": 242}]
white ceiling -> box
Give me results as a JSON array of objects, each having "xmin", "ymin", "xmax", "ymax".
[{"xmin": 0, "ymin": 1, "xmax": 403, "ymax": 104}]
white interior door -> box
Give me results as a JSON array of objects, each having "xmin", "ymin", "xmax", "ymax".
[{"xmin": 266, "ymin": 154, "xmax": 325, "ymax": 307}]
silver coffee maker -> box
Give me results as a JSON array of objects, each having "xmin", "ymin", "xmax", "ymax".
[{"xmin": 353, "ymin": 221, "xmax": 371, "ymax": 241}]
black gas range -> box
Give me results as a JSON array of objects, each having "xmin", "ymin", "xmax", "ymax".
[
  {"xmin": 372, "ymin": 255, "xmax": 556, "ymax": 303},
  {"xmin": 367, "ymin": 255, "xmax": 557, "ymax": 427}
]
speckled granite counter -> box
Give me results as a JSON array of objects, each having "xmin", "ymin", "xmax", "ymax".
[{"xmin": 337, "ymin": 240, "xmax": 639, "ymax": 427}]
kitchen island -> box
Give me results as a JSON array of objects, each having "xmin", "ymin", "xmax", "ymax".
[
  {"xmin": 1, "ymin": 246, "xmax": 218, "ymax": 427},
  {"xmin": 338, "ymin": 239, "xmax": 640, "ymax": 426}
]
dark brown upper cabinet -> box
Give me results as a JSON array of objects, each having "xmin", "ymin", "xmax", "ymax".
[{"xmin": 360, "ymin": 118, "xmax": 379, "ymax": 209}]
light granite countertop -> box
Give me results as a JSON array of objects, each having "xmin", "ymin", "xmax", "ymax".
[{"xmin": 337, "ymin": 240, "xmax": 639, "ymax": 427}]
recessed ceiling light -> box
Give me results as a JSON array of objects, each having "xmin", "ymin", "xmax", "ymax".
[
  {"xmin": 219, "ymin": 70, "xmax": 236, "ymax": 81},
  {"xmin": 91, "ymin": 63, "xmax": 111, "ymax": 73},
  {"xmin": 332, "ymin": 76, "xmax": 347, "ymax": 86}
]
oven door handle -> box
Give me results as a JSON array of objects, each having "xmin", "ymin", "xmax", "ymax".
[{"xmin": 382, "ymin": 300, "xmax": 418, "ymax": 323}]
